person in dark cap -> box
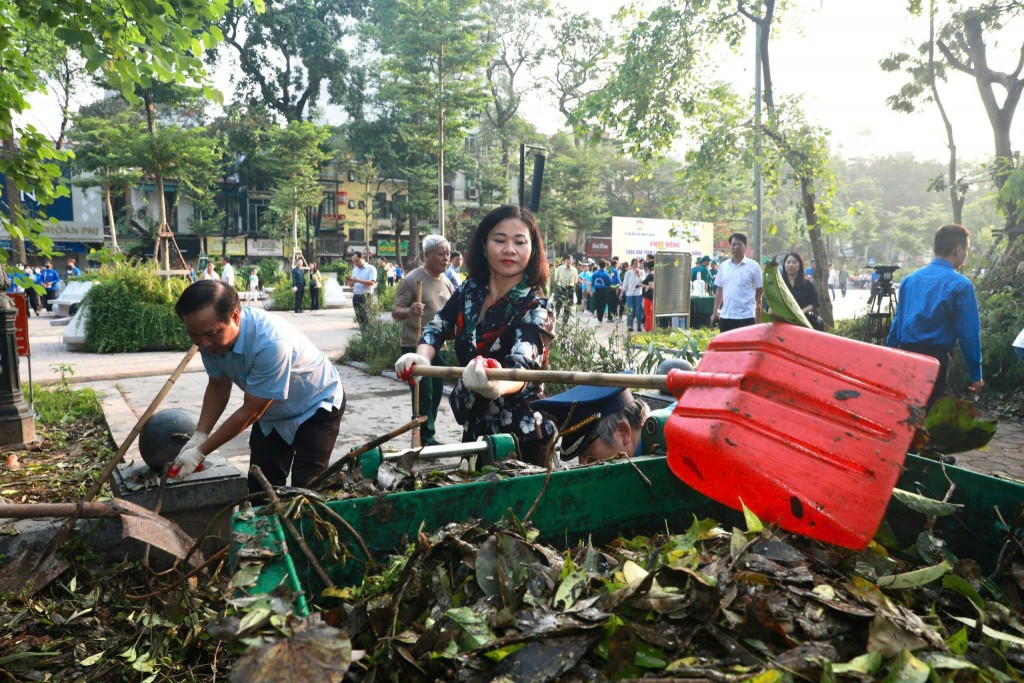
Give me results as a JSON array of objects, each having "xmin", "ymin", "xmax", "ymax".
[
  {"xmin": 691, "ymin": 255, "xmax": 712, "ymax": 288},
  {"xmin": 532, "ymin": 384, "xmax": 650, "ymax": 464}
]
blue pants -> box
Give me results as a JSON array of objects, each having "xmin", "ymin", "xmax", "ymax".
[{"xmin": 626, "ymin": 295, "xmax": 644, "ymax": 331}]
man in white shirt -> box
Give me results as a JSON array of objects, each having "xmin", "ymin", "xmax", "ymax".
[
  {"xmin": 551, "ymin": 255, "xmax": 578, "ymax": 318},
  {"xmin": 345, "ymin": 251, "xmax": 377, "ymax": 327},
  {"xmin": 220, "ymin": 257, "xmax": 235, "ymax": 287},
  {"xmin": 710, "ymin": 232, "xmax": 763, "ymax": 333}
]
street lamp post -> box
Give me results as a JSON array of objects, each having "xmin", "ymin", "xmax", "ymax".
[{"xmin": 0, "ymin": 264, "xmax": 35, "ymax": 446}]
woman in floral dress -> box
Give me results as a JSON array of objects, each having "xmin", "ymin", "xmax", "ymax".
[{"xmin": 395, "ymin": 205, "xmax": 556, "ymax": 466}]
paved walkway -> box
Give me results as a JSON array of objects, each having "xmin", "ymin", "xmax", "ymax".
[{"xmin": 11, "ymin": 299, "xmax": 1023, "ymax": 483}]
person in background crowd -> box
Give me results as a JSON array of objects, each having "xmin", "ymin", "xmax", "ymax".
[
  {"xmin": 201, "ymin": 262, "xmax": 218, "ymax": 281},
  {"xmin": 621, "ymin": 258, "xmax": 645, "ymax": 332},
  {"xmin": 838, "ymin": 264, "xmax": 850, "ymax": 298},
  {"xmin": 394, "ymin": 263, "xmax": 404, "ymax": 283},
  {"xmin": 606, "ymin": 258, "xmax": 621, "ymax": 322},
  {"xmin": 188, "ymin": 264, "xmax": 197, "ymax": 283},
  {"xmin": 37, "ymin": 260, "xmax": 62, "ymax": 313},
  {"xmin": 886, "ymin": 223, "xmax": 983, "ymax": 411},
  {"xmin": 591, "ymin": 259, "xmax": 612, "ymax": 323},
  {"xmin": 391, "ymin": 235, "xmax": 454, "ymax": 446},
  {"xmin": 445, "ymin": 251, "xmax": 464, "ymax": 289},
  {"xmin": 376, "ymin": 257, "xmax": 388, "ymax": 291},
  {"xmin": 551, "ymin": 254, "xmax": 578, "ymax": 319},
  {"xmin": 780, "ymin": 252, "xmax": 824, "ymax": 331},
  {"xmin": 708, "ymin": 259, "xmax": 718, "ymax": 294},
  {"xmin": 220, "ymin": 257, "xmax": 235, "ymax": 288},
  {"xmin": 248, "ymin": 269, "xmax": 260, "ymax": 298},
  {"xmin": 827, "ymin": 265, "xmax": 837, "ymax": 300},
  {"xmin": 642, "ymin": 260, "xmax": 655, "ymax": 331},
  {"xmin": 394, "ymin": 205, "xmax": 556, "ymax": 467},
  {"xmin": 66, "ymin": 259, "xmax": 81, "ymax": 277},
  {"xmin": 291, "ymin": 259, "xmax": 307, "ymax": 313},
  {"xmin": 710, "ymin": 232, "xmax": 763, "ymax": 333},
  {"xmin": 346, "ymin": 251, "xmax": 377, "ymax": 326},
  {"xmin": 309, "ymin": 262, "xmax": 324, "ymax": 311},
  {"xmin": 578, "ymin": 262, "xmax": 592, "ymax": 313},
  {"xmin": 691, "ymin": 255, "xmax": 712, "ymax": 289},
  {"xmin": 386, "ymin": 262, "xmax": 396, "ymax": 287}
]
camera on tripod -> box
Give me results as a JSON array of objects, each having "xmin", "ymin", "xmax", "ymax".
[{"xmin": 872, "ymin": 265, "xmax": 899, "ymax": 296}]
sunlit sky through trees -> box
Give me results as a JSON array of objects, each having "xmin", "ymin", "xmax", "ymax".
[{"xmin": 19, "ymin": 0, "xmax": 1022, "ymax": 164}]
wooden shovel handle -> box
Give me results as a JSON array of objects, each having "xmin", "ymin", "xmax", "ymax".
[
  {"xmin": 411, "ymin": 365, "xmax": 669, "ymax": 390},
  {"xmin": 410, "ymin": 366, "xmax": 746, "ymax": 393}
]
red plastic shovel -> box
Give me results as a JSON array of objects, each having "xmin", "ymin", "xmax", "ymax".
[{"xmin": 664, "ymin": 323, "xmax": 939, "ymax": 550}]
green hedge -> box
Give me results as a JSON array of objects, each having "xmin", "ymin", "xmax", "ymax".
[{"xmin": 83, "ymin": 265, "xmax": 191, "ymax": 353}]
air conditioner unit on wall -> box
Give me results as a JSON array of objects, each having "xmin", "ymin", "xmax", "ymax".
[{"xmin": 467, "ymin": 187, "xmax": 479, "ymax": 200}]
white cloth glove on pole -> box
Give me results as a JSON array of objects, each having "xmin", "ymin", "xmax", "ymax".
[
  {"xmin": 461, "ymin": 356, "xmax": 518, "ymax": 400},
  {"xmin": 395, "ymin": 352, "xmax": 429, "ymax": 384}
]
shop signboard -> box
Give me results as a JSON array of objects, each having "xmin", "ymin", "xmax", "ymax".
[{"xmin": 610, "ymin": 216, "xmax": 713, "ymax": 261}]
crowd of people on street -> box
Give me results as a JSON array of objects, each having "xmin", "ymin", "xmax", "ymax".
[
  {"xmin": 5, "ymin": 258, "xmax": 80, "ymax": 315},
  {"xmin": 9, "ymin": 208, "xmax": 1010, "ymax": 485}
]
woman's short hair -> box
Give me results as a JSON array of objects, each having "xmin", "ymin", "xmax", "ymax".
[
  {"xmin": 466, "ymin": 205, "xmax": 549, "ymax": 288},
  {"xmin": 175, "ymin": 280, "xmax": 240, "ymax": 322},
  {"xmin": 782, "ymin": 252, "xmax": 807, "ymax": 284}
]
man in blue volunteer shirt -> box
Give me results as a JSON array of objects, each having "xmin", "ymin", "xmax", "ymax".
[
  {"xmin": 170, "ymin": 280, "xmax": 345, "ymax": 492},
  {"xmin": 886, "ymin": 223, "xmax": 983, "ymax": 410},
  {"xmin": 37, "ymin": 260, "xmax": 62, "ymax": 313}
]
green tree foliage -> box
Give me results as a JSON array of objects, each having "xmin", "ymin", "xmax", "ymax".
[
  {"xmin": 538, "ymin": 132, "xmax": 609, "ymax": 252},
  {"xmin": 66, "ymin": 113, "xmax": 143, "ymax": 252},
  {"xmin": 1, "ymin": 0, "xmax": 251, "ymax": 263},
  {"xmin": 368, "ymin": 0, "xmax": 493, "ymax": 230},
  {"xmin": 479, "ymin": 0, "xmax": 550, "ymax": 184},
  {"xmin": 215, "ymin": 0, "xmax": 363, "ymax": 123},
  {"xmin": 250, "ymin": 121, "xmax": 333, "ymax": 250},
  {"xmin": 544, "ymin": 11, "xmax": 614, "ymax": 143},
  {"xmin": 130, "ymin": 125, "xmax": 223, "ymax": 237}
]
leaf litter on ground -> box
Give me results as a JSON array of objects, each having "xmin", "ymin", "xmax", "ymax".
[{"xmin": 222, "ymin": 487, "xmax": 1024, "ymax": 683}]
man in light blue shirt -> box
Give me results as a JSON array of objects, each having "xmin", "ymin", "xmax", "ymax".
[
  {"xmin": 170, "ymin": 280, "xmax": 345, "ymax": 492},
  {"xmin": 886, "ymin": 223, "xmax": 983, "ymax": 409}
]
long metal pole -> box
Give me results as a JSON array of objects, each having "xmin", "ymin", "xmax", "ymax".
[
  {"xmin": 753, "ymin": 23, "xmax": 763, "ymax": 263},
  {"xmin": 518, "ymin": 143, "xmax": 526, "ymax": 209},
  {"xmin": 438, "ymin": 43, "xmax": 446, "ymax": 237}
]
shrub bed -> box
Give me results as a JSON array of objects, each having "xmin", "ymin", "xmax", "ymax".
[{"xmin": 83, "ymin": 264, "xmax": 191, "ymax": 353}]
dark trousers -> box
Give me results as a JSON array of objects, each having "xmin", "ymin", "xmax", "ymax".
[
  {"xmin": 294, "ymin": 285, "xmax": 305, "ymax": 313},
  {"xmin": 593, "ymin": 288, "xmax": 608, "ymax": 322},
  {"xmin": 248, "ymin": 401, "xmax": 345, "ymax": 493},
  {"xmin": 553, "ymin": 285, "xmax": 574, "ymax": 317},
  {"xmin": 401, "ymin": 345, "xmax": 445, "ymax": 443},
  {"xmin": 899, "ymin": 343, "xmax": 950, "ymax": 412},
  {"xmin": 353, "ymin": 293, "xmax": 370, "ymax": 326},
  {"xmin": 310, "ymin": 286, "xmax": 321, "ymax": 310},
  {"xmin": 27, "ymin": 289, "xmax": 41, "ymax": 314},
  {"xmin": 719, "ymin": 317, "xmax": 756, "ymax": 333}
]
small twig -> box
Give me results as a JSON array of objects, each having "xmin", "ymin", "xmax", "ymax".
[
  {"xmin": 618, "ymin": 449, "xmax": 652, "ymax": 488},
  {"xmin": 924, "ymin": 465, "xmax": 957, "ymax": 534},
  {"xmin": 251, "ymin": 466, "xmax": 335, "ymax": 590},
  {"xmin": 522, "ymin": 436, "xmax": 558, "ymax": 524},
  {"xmin": 309, "ymin": 498, "xmax": 375, "ymax": 570},
  {"xmin": 125, "ymin": 547, "xmax": 229, "ymax": 600},
  {"xmin": 989, "ymin": 505, "xmax": 1024, "ymax": 581}
]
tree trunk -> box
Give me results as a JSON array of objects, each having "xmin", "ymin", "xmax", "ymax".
[
  {"xmin": 800, "ymin": 175, "xmax": 833, "ymax": 327},
  {"xmin": 104, "ymin": 182, "xmax": 120, "ymax": 253},
  {"xmin": 143, "ymin": 91, "xmax": 168, "ymax": 236}
]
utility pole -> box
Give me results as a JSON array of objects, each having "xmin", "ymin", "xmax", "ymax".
[{"xmin": 753, "ymin": 22, "xmax": 763, "ymax": 263}]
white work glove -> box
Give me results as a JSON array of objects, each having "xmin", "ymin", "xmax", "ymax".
[
  {"xmin": 462, "ymin": 357, "xmax": 517, "ymax": 400},
  {"xmin": 182, "ymin": 430, "xmax": 208, "ymax": 453},
  {"xmin": 292, "ymin": 286, "xmax": 298, "ymax": 292},
  {"xmin": 169, "ymin": 446, "xmax": 206, "ymax": 479},
  {"xmin": 395, "ymin": 352, "xmax": 429, "ymax": 384}
]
